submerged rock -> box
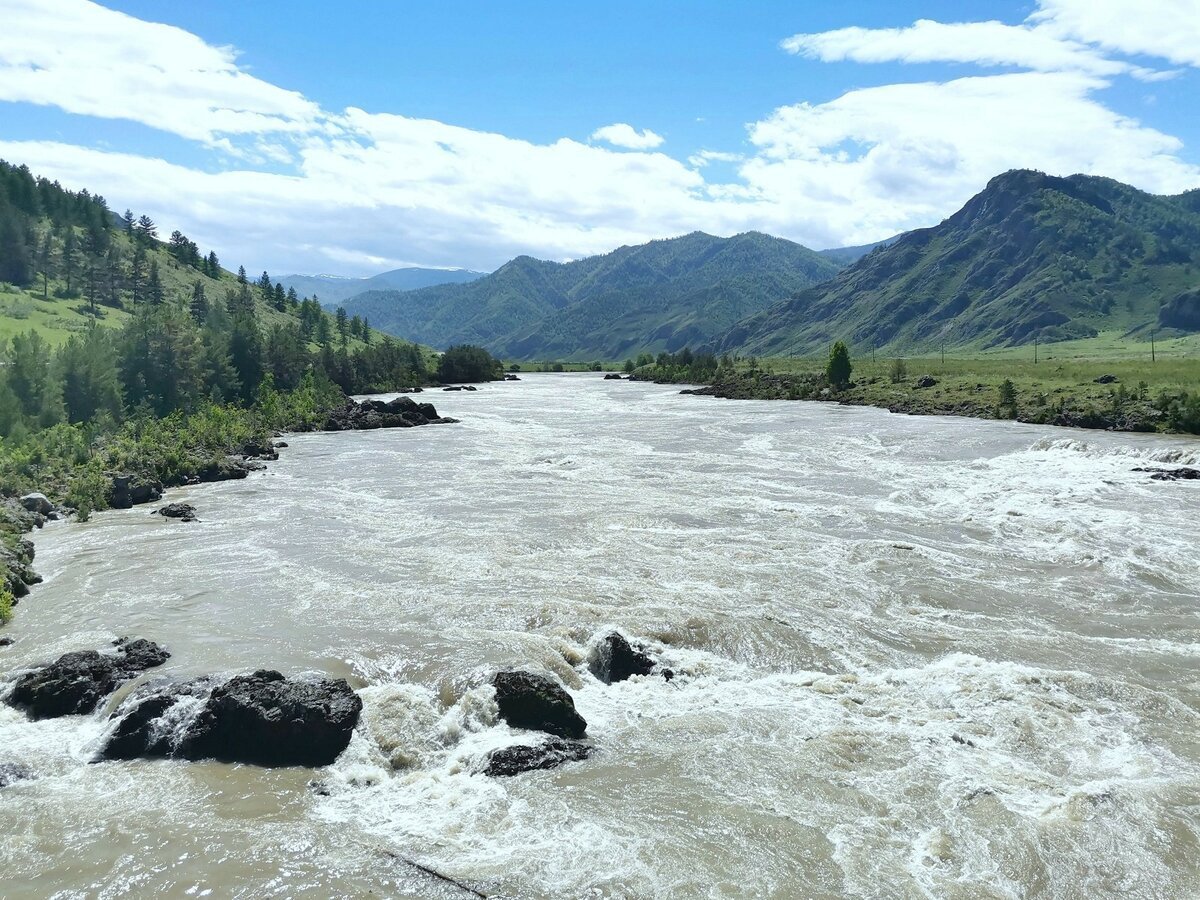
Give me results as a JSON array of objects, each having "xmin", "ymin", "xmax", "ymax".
[
  {"xmin": 484, "ymin": 738, "xmax": 592, "ymax": 777},
  {"xmin": 0, "ymin": 762, "xmax": 34, "ymax": 788},
  {"xmin": 7, "ymin": 638, "xmax": 170, "ymax": 719},
  {"xmin": 155, "ymin": 502, "xmax": 197, "ymax": 522},
  {"xmin": 102, "ymin": 670, "xmax": 362, "ymax": 767},
  {"xmin": 590, "ymin": 632, "xmax": 656, "ymax": 684},
  {"xmin": 1135, "ymin": 466, "xmax": 1200, "ymax": 481},
  {"xmin": 491, "ymin": 670, "xmax": 587, "ymax": 739}
]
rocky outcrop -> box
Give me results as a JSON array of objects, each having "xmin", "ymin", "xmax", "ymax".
[
  {"xmin": 491, "ymin": 670, "xmax": 587, "ymax": 739},
  {"xmin": 322, "ymin": 396, "xmax": 456, "ymax": 431},
  {"xmin": 108, "ymin": 475, "xmax": 163, "ymax": 509},
  {"xmin": 155, "ymin": 502, "xmax": 197, "ymax": 522},
  {"xmin": 102, "ymin": 670, "xmax": 362, "ymax": 767},
  {"xmin": 590, "ymin": 632, "xmax": 656, "ymax": 684},
  {"xmin": 19, "ymin": 493, "xmax": 52, "ymax": 516},
  {"xmin": 483, "ymin": 738, "xmax": 592, "ymax": 777},
  {"xmin": 0, "ymin": 525, "xmax": 39, "ymax": 598},
  {"xmin": 7, "ymin": 638, "xmax": 170, "ymax": 719}
]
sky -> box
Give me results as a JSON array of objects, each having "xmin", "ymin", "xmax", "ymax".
[{"xmin": 1, "ymin": 1, "xmax": 1198, "ymax": 277}]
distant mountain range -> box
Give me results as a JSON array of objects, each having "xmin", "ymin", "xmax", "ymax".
[
  {"xmin": 278, "ymin": 267, "xmax": 485, "ymax": 307},
  {"xmin": 340, "ymin": 231, "xmax": 842, "ymax": 359},
  {"xmin": 716, "ymin": 170, "xmax": 1200, "ymax": 356}
]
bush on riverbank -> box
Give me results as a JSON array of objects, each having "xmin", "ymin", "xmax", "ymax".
[
  {"xmin": 436, "ymin": 345, "xmax": 504, "ymax": 383},
  {"xmin": 0, "ymin": 587, "xmax": 12, "ymax": 624}
]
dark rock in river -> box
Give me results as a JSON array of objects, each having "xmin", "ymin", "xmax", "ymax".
[
  {"xmin": 108, "ymin": 474, "xmax": 163, "ymax": 509},
  {"xmin": 0, "ymin": 762, "xmax": 34, "ymax": 787},
  {"xmin": 483, "ymin": 738, "xmax": 592, "ymax": 777},
  {"xmin": 155, "ymin": 502, "xmax": 197, "ymax": 522},
  {"xmin": 491, "ymin": 670, "xmax": 587, "ymax": 739},
  {"xmin": 590, "ymin": 632, "xmax": 655, "ymax": 684},
  {"xmin": 0, "ymin": 637, "xmax": 14, "ymax": 647},
  {"xmin": 1134, "ymin": 465, "xmax": 1200, "ymax": 481},
  {"xmin": 7, "ymin": 638, "xmax": 170, "ymax": 719},
  {"xmin": 102, "ymin": 670, "xmax": 362, "ymax": 767},
  {"xmin": 603, "ymin": 373, "xmax": 624, "ymax": 380},
  {"xmin": 322, "ymin": 396, "xmax": 449, "ymax": 432},
  {"xmin": 19, "ymin": 493, "xmax": 52, "ymax": 516},
  {"xmin": 505, "ymin": 374, "xmax": 520, "ymax": 381}
]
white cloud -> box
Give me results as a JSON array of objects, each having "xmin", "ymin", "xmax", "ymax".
[
  {"xmin": 1033, "ymin": 0, "xmax": 1200, "ymax": 68},
  {"xmin": 590, "ymin": 123, "xmax": 666, "ymax": 150},
  {"xmin": 0, "ymin": 0, "xmax": 1197, "ymax": 276},
  {"xmin": 782, "ymin": 19, "xmax": 1136, "ymax": 77},
  {"xmin": 0, "ymin": 0, "xmax": 325, "ymax": 146}
]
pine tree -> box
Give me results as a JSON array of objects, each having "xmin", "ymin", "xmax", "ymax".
[
  {"xmin": 826, "ymin": 341, "xmax": 852, "ymax": 390},
  {"xmin": 335, "ymin": 306, "xmax": 349, "ymax": 344},
  {"xmin": 136, "ymin": 214, "xmax": 157, "ymax": 244},
  {"xmin": 272, "ymin": 282, "xmax": 286, "ymax": 311},
  {"xmin": 189, "ymin": 280, "xmax": 208, "ymax": 322},
  {"xmin": 123, "ymin": 209, "xmax": 135, "ymax": 233},
  {"xmin": 146, "ymin": 260, "xmax": 165, "ymax": 305}
]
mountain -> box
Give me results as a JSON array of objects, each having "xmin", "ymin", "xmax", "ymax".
[
  {"xmin": 717, "ymin": 170, "xmax": 1200, "ymax": 356},
  {"xmin": 278, "ymin": 267, "xmax": 485, "ymax": 307},
  {"xmin": 342, "ymin": 231, "xmax": 842, "ymax": 359},
  {"xmin": 817, "ymin": 236, "xmax": 901, "ymax": 266}
]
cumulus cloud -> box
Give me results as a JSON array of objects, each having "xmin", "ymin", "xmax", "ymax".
[
  {"xmin": 590, "ymin": 123, "xmax": 666, "ymax": 150},
  {"xmin": 0, "ymin": 0, "xmax": 325, "ymax": 146},
  {"xmin": 0, "ymin": 0, "xmax": 1196, "ymax": 275}
]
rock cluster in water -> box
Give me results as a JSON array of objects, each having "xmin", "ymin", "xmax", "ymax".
[
  {"xmin": 1134, "ymin": 465, "xmax": 1200, "ymax": 481},
  {"xmin": 155, "ymin": 502, "xmax": 197, "ymax": 522},
  {"xmin": 103, "ymin": 670, "xmax": 363, "ymax": 768},
  {"xmin": 7, "ymin": 638, "xmax": 170, "ymax": 719},
  {"xmin": 323, "ymin": 395, "xmax": 456, "ymax": 430}
]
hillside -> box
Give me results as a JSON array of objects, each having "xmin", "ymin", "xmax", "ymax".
[
  {"xmin": 718, "ymin": 170, "xmax": 1200, "ymax": 357},
  {"xmin": 279, "ymin": 266, "xmax": 485, "ymax": 307},
  {"xmin": 343, "ymin": 231, "xmax": 841, "ymax": 359}
]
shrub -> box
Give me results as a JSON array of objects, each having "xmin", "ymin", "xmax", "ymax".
[
  {"xmin": 0, "ymin": 587, "xmax": 12, "ymax": 625},
  {"xmin": 889, "ymin": 358, "xmax": 907, "ymax": 384},
  {"xmin": 436, "ymin": 345, "xmax": 502, "ymax": 383}
]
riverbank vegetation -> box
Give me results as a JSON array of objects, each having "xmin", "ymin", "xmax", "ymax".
[{"xmin": 634, "ymin": 347, "xmax": 1200, "ymax": 435}]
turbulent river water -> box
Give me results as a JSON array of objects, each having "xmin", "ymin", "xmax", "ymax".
[{"xmin": 1, "ymin": 374, "xmax": 1198, "ymax": 899}]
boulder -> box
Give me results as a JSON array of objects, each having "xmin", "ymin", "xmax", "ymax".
[
  {"xmin": 19, "ymin": 493, "xmax": 52, "ymax": 516},
  {"xmin": 322, "ymin": 397, "xmax": 447, "ymax": 431},
  {"xmin": 1094, "ymin": 374, "xmax": 1119, "ymax": 384},
  {"xmin": 0, "ymin": 762, "xmax": 33, "ymax": 788},
  {"xmin": 603, "ymin": 373, "xmax": 623, "ymax": 380},
  {"xmin": 504, "ymin": 374, "xmax": 521, "ymax": 381},
  {"xmin": 590, "ymin": 632, "xmax": 655, "ymax": 684},
  {"xmin": 491, "ymin": 670, "xmax": 587, "ymax": 739},
  {"xmin": 274, "ymin": 440, "xmax": 289, "ymax": 449},
  {"xmin": 102, "ymin": 670, "xmax": 362, "ymax": 767},
  {"xmin": 483, "ymin": 738, "xmax": 592, "ymax": 777},
  {"xmin": 0, "ymin": 637, "xmax": 14, "ymax": 647},
  {"xmin": 915, "ymin": 375, "xmax": 938, "ymax": 388},
  {"xmin": 443, "ymin": 386, "xmax": 464, "ymax": 392},
  {"xmin": 7, "ymin": 638, "xmax": 170, "ymax": 719},
  {"xmin": 108, "ymin": 475, "xmax": 163, "ymax": 509},
  {"xmin": 155, "ymin": 502, "xmax": 197, "ymax": 522}
]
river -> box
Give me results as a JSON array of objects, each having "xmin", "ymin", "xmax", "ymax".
[{"xmin": 1, "ymin": 373, "xmax": 1198, "ymax": 898}]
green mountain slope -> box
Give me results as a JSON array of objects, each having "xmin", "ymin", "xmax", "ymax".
[
  {"xmin": 718, "ymin": 170, "xmax": 1200, "ymax": 357},
  {"xmin": 342, "ymin": 231, "xmax": 842, "ymax": 359}
]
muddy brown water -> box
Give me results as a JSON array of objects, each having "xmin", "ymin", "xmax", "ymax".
[{"xmin": 1, "ymin": 374, "xmax": 1198, "ymax": 898}]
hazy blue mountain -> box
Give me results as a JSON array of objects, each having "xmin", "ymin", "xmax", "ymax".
[
  {"xmin": 279, "ymin": 266, "xmax": 486, "ymax": 307},
  {"xmin": 717, "ymin": 170, "xmax": 1200, "ymax": 356},
  {"xmin": 817, "ymin": 235, "xmax": 902, "ymax": 266},
  {"xmin": 343, "ymin": 231, "xmax": 842, "ymax": 359}
]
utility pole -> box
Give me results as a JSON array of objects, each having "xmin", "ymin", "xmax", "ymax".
[
  {"xmin": 940, "ymin": 342, "xmax": 945, "ymax": 365},
  {"xmin": 1034, "ymin": 337, "xmax": 1038, "ymax": 365},
  {"xmin": 1151, "ymin": 329, "xmax": 1156, "ymax": 363}
]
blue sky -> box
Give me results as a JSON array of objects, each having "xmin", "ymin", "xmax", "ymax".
[{"xmin": 1, "ymin": 0, "xmax": 1198, "ymax": 275}]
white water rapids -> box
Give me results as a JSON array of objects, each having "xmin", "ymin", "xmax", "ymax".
[{"xmin": 1, "ymin": 374, "xmax": 1197, "ymax": 898}]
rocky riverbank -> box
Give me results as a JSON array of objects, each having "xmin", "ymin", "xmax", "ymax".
[
  {"xmin": 650, "ymin": 369, "xmax": 1191, "ymax": 434},
  {"xmin": 0, "ymin": 394, "xmax": 457, "ymax": 628}
]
